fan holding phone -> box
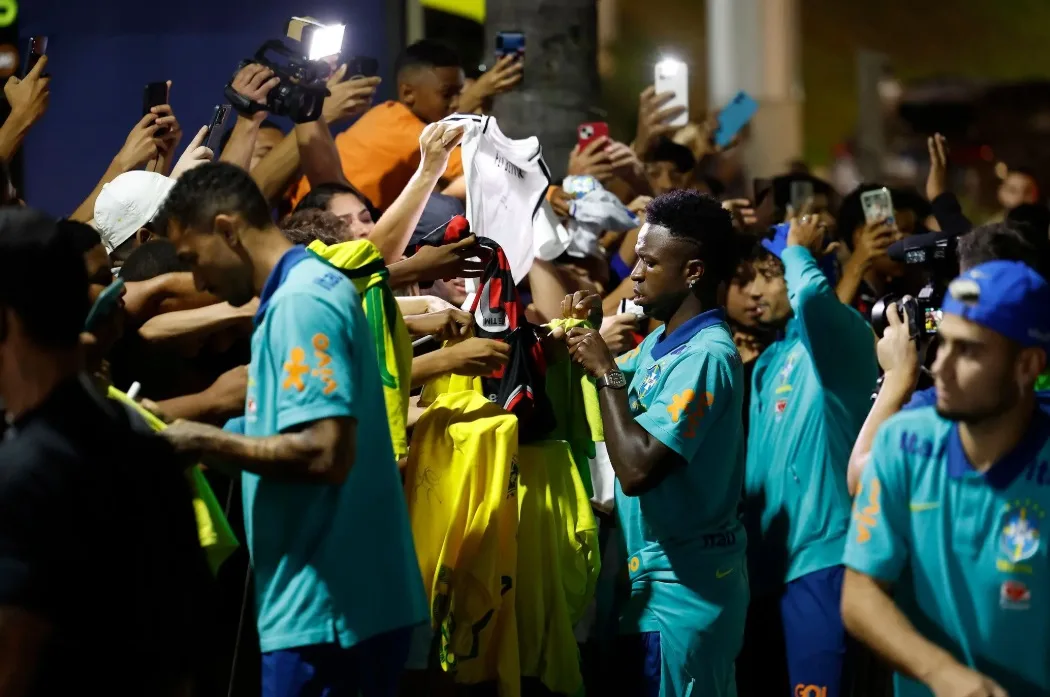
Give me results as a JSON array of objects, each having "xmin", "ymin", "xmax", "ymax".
[{"xmin": 1, "ymin": 37, "xmax": 50, "ymax": 153}]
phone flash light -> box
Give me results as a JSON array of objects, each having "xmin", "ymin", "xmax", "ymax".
[
  {"xmin": 309, "ymin": 24, "xmax": 345, "ymax": 61},
  {"xmin": 656, "ymin": 58, "xmax": 684, "ymax": 77}
]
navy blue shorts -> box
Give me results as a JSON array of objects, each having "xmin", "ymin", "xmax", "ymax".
[
  {"xmin": 780, "ymin": 566, "xmax": 847, "ymax": 697},
  {"xmin": 614, "ymin": 632, "xmax": 662, "ymax": 697},
  {"xmin": 261, "ymin": 626, "xmax": 413, "ymax": 697}
]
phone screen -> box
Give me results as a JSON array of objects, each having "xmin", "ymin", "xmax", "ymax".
[
  {"xmin": 860, "ymin": 187, "xmax": 896, "ymax": 226},
  {"xmin": 495, "ymin": 31, "xmax": 526, "ymax": 68},
  {"xmin": 203, "ymin": 105, "xmax": 232, "ymax": 154},
  {"xmin": 654, "ymin": 59, "xmax": 689, "ymax": 128},
  {"xmin": 143, "ymin": 82, "xmax": 170, "ymax": 138},
  {"xmin": 24, "ymin": 36, "xmax": 47, "ymax": 77}
]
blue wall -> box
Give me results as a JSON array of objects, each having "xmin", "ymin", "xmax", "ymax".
[{"xmin": 20, "ymin": 0, "xmax": 399, "ymax": 216}]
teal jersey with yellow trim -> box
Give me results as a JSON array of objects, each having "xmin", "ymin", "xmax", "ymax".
[
  {"xmin": 243, "ymin": 249, "xmax": 426, "ymax": 653},
  {"xmin": 845, "ymin": 407, "xmax": 1050, "ymax": 696}
]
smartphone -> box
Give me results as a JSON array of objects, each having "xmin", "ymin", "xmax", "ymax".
[
  {"xmin": 577, "ymin": 122, "xmax": 609, "ymax": 151},
  {"xmin": 84, "ymin": 277, "xmax": 126, "ymax": 332},
  {"xmin": 23, "ymin": 36, "xmax": 47, "ymax": 77},
  {"xmin": 860, "ymin": 187, "xmax": 896, "ymax": 226},
  {"xmin": 143, "ymin": 82, "xmax": 170, "ymax": 137},
  {"xmin": 790, "ymin": 180, "xmax": 814, "ymax": 212},
  {"xmin": 654, "ymin": 58, "xmax": 689, "ymax": 128},
  {"xmin": 495, "ymin": 31, "xmax": 525, "ymax": 78},
  {"xmin": 714, "ymin": 91, "xmax": 758, "ymax": 148},
  {"xmin": 203, "ymin": 104, "xmax": 232, "ymax": 154},
  {"xmin": 345, "ymin": 56, "xmax": 379, "ymax": 79}
]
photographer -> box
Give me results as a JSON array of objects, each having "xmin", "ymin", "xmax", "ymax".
[
  {"xmin": 846, "ymin": 221, "xmax": 1050, "ymax": 495},
  {"xmin": 842, "ymin": 260, "xmax": 1050, "ymax": 697}
]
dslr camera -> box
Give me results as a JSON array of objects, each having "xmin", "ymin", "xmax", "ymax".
[
  {"xmin": 225, "ymin": 40, "xmax": 330, "ymax": 123},
  {"xmin": 871, "ymin": 233, "xmax": 957, "ymax": 339}
]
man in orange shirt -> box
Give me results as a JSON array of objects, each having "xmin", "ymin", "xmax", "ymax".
[{"xmin": 294, "ymin": 40, "xmax": 521, "ymax": 212}]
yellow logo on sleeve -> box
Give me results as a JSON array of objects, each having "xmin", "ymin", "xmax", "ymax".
[{"xmin": 282, "ymin": 347, "xmax": 309, "ymax": 391}]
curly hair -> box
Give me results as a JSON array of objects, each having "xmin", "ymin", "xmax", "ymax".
[
  {"xmin": 281, "ymin": 208, "xmax": 348, "ymax": 247},
  {"xmin": 644, "ymin": 189, "xmax": 736, "ymax": 289}
]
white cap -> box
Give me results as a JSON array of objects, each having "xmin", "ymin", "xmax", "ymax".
[{"xmin": 93, "ymin": 171, "xmax": 175, "ymax": 253}]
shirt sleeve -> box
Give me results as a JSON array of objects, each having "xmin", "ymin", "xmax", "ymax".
[
  {"xmin": 843, "ymin": 424, "xmax": 910, "ymax": 582},
  {"xmin": 781, "ymin": 245, "xmax": 879, "ymax": 390},
  {"xmin": 633, "ymin": 348, "xmax": 734, "ymax": 462},
  {"xmin": 266, "ymin": 292, "xmax": 358, "ymax": 433}
]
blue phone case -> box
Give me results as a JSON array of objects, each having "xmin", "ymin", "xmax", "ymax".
[{"xmin": 714, "ymin": 91, "xmax": 758, "ymax": 148}]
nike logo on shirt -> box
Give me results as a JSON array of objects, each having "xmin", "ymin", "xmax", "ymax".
[
  {"xmin": 909, "ymin": 501, "xmax": 941, "ymax": 512},
  {"xmin": 716, "ymin": 568, "xmax": 735, "ymax": 579}
]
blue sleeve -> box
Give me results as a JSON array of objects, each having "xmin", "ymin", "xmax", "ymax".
[
  {"xmin": 901, "ymin": 386, "xmax": 937, "ymax": 411},
  {"xmin": 266, "ymin": 292, "xmax": 358, "ymax": 433},
  {"xmin": 781, "ymin": 245, "xmax": 878, "ymax": 389},
  {"xmin": 843, "ymin": 423, "xmax": 910, "ymax": 582},
  {"xmin": 634, "ymin": 347, "xmax": 737, "ymax": 462}
]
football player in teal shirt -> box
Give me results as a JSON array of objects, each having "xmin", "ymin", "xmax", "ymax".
[
  {"xmin": 156, "ymin": 163, "xmax": 427, "ymax": 697},
  {"xmin": 843, "ymin": 260, "xmax": 1050, "ymax": 697},
  {"xmin": 739, "ymin": 214, "xmax": 879, "ymax": 697},
  {"xmin": 554, "ymin": 190, "xmax": 748, "ymax": 697}
]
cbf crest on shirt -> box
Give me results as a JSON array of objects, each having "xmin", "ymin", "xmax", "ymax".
[{"xmin": 844, "ymin": 407, "xmax": 1050, "ymax": 696}]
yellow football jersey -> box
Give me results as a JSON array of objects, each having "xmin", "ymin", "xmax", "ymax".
[
  {"xmin": 516, "ymin": 440, "xmax": 601, "ymax": 695},
  {"xmin": 404, "ymin": 390, "xmax": 521, "ymax": 697}
]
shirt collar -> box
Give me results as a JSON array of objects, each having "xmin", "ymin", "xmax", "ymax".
[
  {"xmin": 650, "ymin": 308, "xmax": 725, "ymax": 361},
  {"xmin": 254, "ymin": 246, "xmax": 312, "ymax": 326},
  {"xmin": 947, "ymin": 408, "xmax": 1050, "ymax": 489}
]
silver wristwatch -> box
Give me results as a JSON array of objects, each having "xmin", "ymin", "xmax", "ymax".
[{"xmin": 597, "ymin": 369, "xmax": 627, "ymax": 390}]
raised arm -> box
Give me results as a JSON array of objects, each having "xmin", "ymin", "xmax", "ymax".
[{"xmin": 0, "ymin": 56, "xmax": 50, "ymax": 161}]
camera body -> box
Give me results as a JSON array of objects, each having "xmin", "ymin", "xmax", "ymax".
[
  {"xmin": 225, "ymin": 40, "xmax": 330, "ymax": 123},
  {"xmin": 872, "ymin": 235, "xmax": 957, "ymax": 338}
]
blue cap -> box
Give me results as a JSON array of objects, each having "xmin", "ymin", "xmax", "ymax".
[
  {"xmin": 941, "ymin": 260, "xmax": 1050, "ymax": 349},
  {"xmin": 761, "ymin": 221, "xmax": 839, "ymax": 284}
]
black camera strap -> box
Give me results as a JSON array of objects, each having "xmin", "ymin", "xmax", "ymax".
[{"xmin": 223, "ymin": 82, "xmax": 267, "ymax": 118}]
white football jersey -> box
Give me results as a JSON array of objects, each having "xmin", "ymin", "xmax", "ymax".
[{"xmin": 442, "ymin": 114, "xmax": 551, "ymax": 283}]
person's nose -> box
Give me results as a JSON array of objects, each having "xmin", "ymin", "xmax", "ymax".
[{"xmin": 629, "ymin": 258, "xmax": 645, "ymax": 283}]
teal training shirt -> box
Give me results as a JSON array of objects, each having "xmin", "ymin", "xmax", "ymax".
[
  {"xmin": 614, "ymin": 310, "xmax": 750, "ymax": 693},
  {"xmin": 844, "ymin": 407, "xmax": 1050, "ymax": 696},
  {"xmin": 744, "ymin": 246, "xmax": 878, "ymax": 592},
  {"xmin": 242, "ymin": 247, "xmax": 427, "ymax": 653}
]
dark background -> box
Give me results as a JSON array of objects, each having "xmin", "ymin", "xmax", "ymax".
[{"xmin": 17, "ymin": 0, "xmax": 401, "ymax": 216}]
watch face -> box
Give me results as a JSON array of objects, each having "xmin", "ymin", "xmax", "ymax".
[{"xmin": 606, "ymin": 370, "xmax": 627, "ymax": 388}]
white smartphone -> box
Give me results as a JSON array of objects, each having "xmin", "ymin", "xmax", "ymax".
[
  {"xmin": 860, "ymin": 187, "xmax": 896, "ymax": 226},
  {"xmin": 654, "ymin": 58, "xmax": 689, "ymax": 128}
]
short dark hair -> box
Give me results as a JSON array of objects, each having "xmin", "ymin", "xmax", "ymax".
[
  {"xmin": 396, "ymin": 40, "xmax": 462, "ymax": 80},
  {"xmin": 645, "ymin": 190, "xmax": 736, "ymax": 288},
  {"xmin": 281, "ymin": 209, "xmax": 346, "ymax": 247},
  {"xmin": 157, "ymin": 163, "xmax": 273, "ymax": 233},
  {"xmin": 650, "ymin": 138, "xmax": 696, "ymax": 174},
  {"xmin": 120, "ymin": 240, "xmax": 191, "ymax": 282},
  {"xmin": 294, "ymin": 181, "xmax": 379, "ymax": 222},
  {"xmin": 58, "ymin": 219, "xmax": 104, "ymax": 255},
  {"xmin": 0, "ymin": 208, "xmax": 89, "ymax": 348},
  {"xmin": 958, "ymin": 221, "xmax": 1050, "ymax": 278}
]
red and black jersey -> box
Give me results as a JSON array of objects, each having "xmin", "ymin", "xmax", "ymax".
[{"xmin": 469, "ymin": 238, "xmax": 554, "ymax": 441}]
